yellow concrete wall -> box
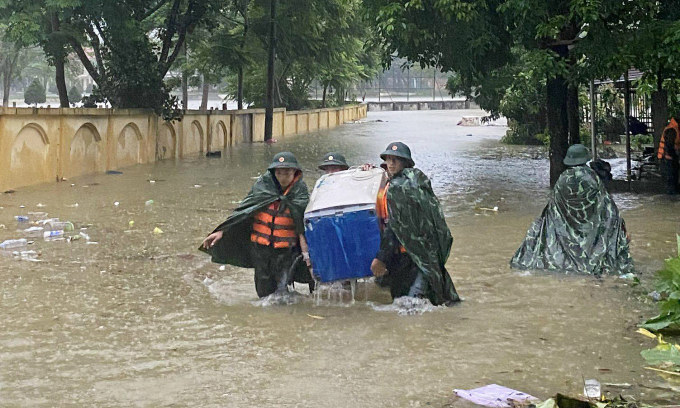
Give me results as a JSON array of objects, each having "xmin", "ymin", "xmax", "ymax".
[
  {"xmin": 273, "ymin": 109, "xmax": 285, "ymax": 138},
  {"xmin": 329, "ymin": 110, "xmax": 338, "ymax": 127},
  {"xmin": 319, "ymin": 111, "xmax": 329, "ymax": 129},
  {"xmin": 309, "ymin": 111, "xmax": 319, "ymax": 131},
  {"xmin": 0, "ymin": 104, "xmax": 366, "ymax": 191},
  {"xmin": 284, "ymin": 113, "xmax": 297, "ymax": 136},
  {"xmin": 297, "ymin": 113, "xmax": 309, "ymax": 133},
  {"xmin": 252, "ymin": 111, "xmax": 265, "ymax": 142}
]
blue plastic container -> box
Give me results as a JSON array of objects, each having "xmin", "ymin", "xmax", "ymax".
[
  {"xmin": 304, "ymin": 168, "xmax": 386, "ymax": 283},
  {"xmin": 305, "ymin": 206, "xmax": 380, "ymax": 282}
]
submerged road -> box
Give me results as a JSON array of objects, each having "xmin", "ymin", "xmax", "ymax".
[{"xmin": 0, "ymin": 110, "xmax": 678, "ymax": 407}]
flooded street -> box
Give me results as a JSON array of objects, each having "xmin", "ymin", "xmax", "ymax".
[{"xmin": 1, "ymin": 110, "xmax": 679, "ymax": 407}]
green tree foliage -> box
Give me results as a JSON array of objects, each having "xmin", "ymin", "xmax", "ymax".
[
  {"xmin": 68, "ymin": 84, "xmax": 81, "ymax": 103},
  {"xmin": 641, "ymin": 236, "xmax": 680, "ymax": 332},
  {"xmin": 24, "ymin": 78, "xmax": 46, "ymax": 105},
  {"xmin": 365, "ymin": 0, "xmax": 655, "ymax": 185},
  {"xmin": 213, "ymin": 0, "xmax": 379, "ymax": 110}
]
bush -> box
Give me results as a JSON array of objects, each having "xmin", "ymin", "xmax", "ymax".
[
  {"xmin": 640, "ymin": 236, "xmax": 680, "ymax": 332},
  {"xmin": 500, "ymin": 120, "xmax": 544, "ymax": 145},
  {"xmin": 24, "ymin": 79, "xmax": 46, "ymax": 105},
  {"xmin": 68, "ymin": 85, "xmax": 82, "ymax": 104}
]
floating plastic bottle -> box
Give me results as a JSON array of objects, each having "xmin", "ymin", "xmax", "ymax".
[
  {"xmin": 36, "ymin": 218, "xmax": 59, "ymax": 226},
  {"xmin": 0, "ymin": 238, "xmax": 28, "ymax": 249},
  {"xmin": 24, "ymin": 226, "xmax": 44, "ymax": 237},
  {"xmin": 43, "ymin": 230, "xmax": 65, "ymax": 239},
  {"xmin": 45, "ymin": 221, "xmax": 74, "ymax": 232},
  {"xmin": 15, "ymin": 215, "xmax": 29, "ymax": 222}
]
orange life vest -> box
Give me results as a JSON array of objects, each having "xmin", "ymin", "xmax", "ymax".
[
  {"xmin": 251, "ymin": 201, "xmax": 298, "ymax": 248},
  {"xmin": 376, "ymin": 183, "xmax": 406, "ymax": 254},
  {"xmin": 658, "ymin": 118, "xmax": 680, "ymax": 160}
]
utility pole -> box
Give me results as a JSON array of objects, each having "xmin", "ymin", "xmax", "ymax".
[
  {"xmin": 407, "ymin": 67, "xmax": 410, "ymax": 102},
  {"xmin": 624, "ymin": 71, "xmax": 631, "ymax": 187},
  {"xmin": 433, "ymin": 69, "xmax": 436, "ymax": 101},
  {"xmin": 589, "ymin": 79, "xmax": 596, "ymax": 160},
  {"xmin": 264, "ymin": 0, "xmax": 277, "ymax": 141}
]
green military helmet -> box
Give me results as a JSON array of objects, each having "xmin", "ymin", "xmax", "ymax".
[
  {"xmin": 563, "ymin": 144, "xmax": 590, "ymax": 166},
  {"xmin": 318, "ymin": 152, "xmax": 349, "ymax": 170},
  {"xmin": 268, "ymin": 151, "xmax": 302, "ymax": 170},
  {"xmin": 379, "ymin": 142, "xmax": 415, "ymax": 168}
]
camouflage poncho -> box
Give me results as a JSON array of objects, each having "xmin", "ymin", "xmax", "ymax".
[
  {"xmin": 387, "ymin": 168, "xmax": 460, "ymax": 305},
  {"xmin": 510, "ymin": 165, "xmax": 633, "ymax": 275},
  {"xmin": 199, "ymin": 171, "xmax": 309, "ymax": 269}
]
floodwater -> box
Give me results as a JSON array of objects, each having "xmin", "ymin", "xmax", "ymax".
[{"xmin": 1, "ymin": 110, "xmax": 679, "ymax": 407}]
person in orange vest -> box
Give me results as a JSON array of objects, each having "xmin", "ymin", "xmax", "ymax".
[
  {"xmin": 658, "ymin": 117, "xmax": 680, "ymax": 194},
  {"xmin": 370, "ymin": 142, "xmax": 459, "ymax": 306},
  {"xmin": 200, "ymin": 152, "xmax": 313, "ymax": 297}
]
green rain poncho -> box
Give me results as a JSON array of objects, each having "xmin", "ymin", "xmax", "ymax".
[
  {"xmin": 387, "ymin": 168, "xmax": 460, "ymax": 305},
  {"xmin": 510, "ymin": 165, "xmax": 633, "ymax": 275},
  {"xmin": 199, "ymin": 171, "xmax": 312, "ymax": 282}
]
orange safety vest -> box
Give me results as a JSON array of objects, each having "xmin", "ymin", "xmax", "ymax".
[
  {"xmin": 251, "ymin": 201, "xmax": 298, "ymax": 248},
  {"xmin": 658, "ymin": 118, "xmax": 680, "ymax": 160},
  {"xmin": 376, "ymin": 183, "xmax": 406, "ymax": 253}
]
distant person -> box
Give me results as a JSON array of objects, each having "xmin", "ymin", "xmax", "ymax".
[
  {"xmin": 370, "ymin": 142, "xmax": 460, "ymax": 306},
  {"xmin": 200, "ymin": 152, "xmax": 314, "ymax": 297},
  {"xmin": 510, "ymin": 144, "xmax": 633, "ymax": 275},
  {"xmin": 657, "ymin": 117, "xmax": 680, "ymax": 195},
  {"xmin": 318, "ymin": 152, "xmax": 350, "ymax": 174}
]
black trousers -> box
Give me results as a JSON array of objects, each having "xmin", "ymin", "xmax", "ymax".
[
  {"xmin": 251, "ymin": 244, "xmax": 297, "ymax": 298},
  {"xmin": 383, "ymin": 253, "xmax": 428, "ymax": 300},
  {"xmin": 662, "ymin": 159, "xmax": 679, "ymax": 194}
]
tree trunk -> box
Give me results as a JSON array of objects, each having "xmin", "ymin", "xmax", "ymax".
[
  {"xmin": 51, "ymin": 13, "xmax": 69, "ymax": 108},
  {"xmin": 2, "ymin": 71, "xmax": 10, "ymax": 106},
  {"xmin": 567, "ymin": 83, "xmax": 580, "ymax": 145},
  {"xmin": 181, "ymin": 42, "xmax": 188, "ymax": 109},
  {"xmin": 322, "ymin": 83, "xmax": 328, "ymax": 108},
  {"xmin": 237, "ymin": 66, "xmax": 244, "ymax": 110},
  {"xmin": 652, "ymin": 77, "xmax": 668, "ymax": 155},
  {"xmin": 547, "ymin": 46, "xmax": 570, "ymax": 187},
  {"xmin": 2, "ymin": 53, "xmax": 14, "ymax": 107},
  {"xmin": 264, "ymin": 0, "xmax": 277, "ymax": 141},
  {"xmin": 200, "ymin": 75, "xmax": 209, "ymax": 110},
  {"xmin": 54, "ymin": 54, "xmax": 69, "ymax": 108}
]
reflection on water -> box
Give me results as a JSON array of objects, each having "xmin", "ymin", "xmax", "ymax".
[{"xmin": 1, "ymin": 110, "xmax": 679, "ymax": 407}]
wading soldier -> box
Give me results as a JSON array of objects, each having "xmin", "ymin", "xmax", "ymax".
[
  {"xmin": 370, "ymin": 142, "xmax": 460, "ymax": 306},
  {"xmin": 511, "ymin": 144, "xmax": 633, "ymax": 275},
  {"xmin": 318, "ymin": 152, "xmax": 350, "ymax": 174},
  {"xmin": 200, "ymin": 152, "xmax": 313, "ymax": 297}
]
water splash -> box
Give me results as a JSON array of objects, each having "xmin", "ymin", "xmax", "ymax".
[
  {"xmin": 252, "ymin": 290, "xmax": 306, "ymax": 307},
  {"xmin": 369, "ymin": 296, "xmax": 443, "ymax": 316}
]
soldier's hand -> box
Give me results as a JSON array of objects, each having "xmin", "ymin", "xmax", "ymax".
[
  {"xmin": 371, "ymin": 258, "xmax": 387, "ymax": 277},
  {"xmin": 202, "ymin": 231, "xmax": 223, "ymax": 248}
]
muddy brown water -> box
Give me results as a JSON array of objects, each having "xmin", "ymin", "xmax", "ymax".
[{"xmin": 1, "ymin": 110, "xmax": 679, "ymax": 407}]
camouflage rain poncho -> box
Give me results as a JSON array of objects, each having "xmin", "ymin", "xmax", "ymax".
[
  {"xmin": 510, "ymin": 165, "xmax": 633, "ymax": 275},
  {"xmin": 387, "ymin": 168, "xmax": 460, "ymax": 305},
  {"xmin": 198, "ymin": 171, "xmax": 313, "ymax": 285}
]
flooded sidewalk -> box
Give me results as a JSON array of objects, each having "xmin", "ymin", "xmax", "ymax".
[{"xmin": 1, "ymin": 110, "xmax": 678, "ymax": 407}]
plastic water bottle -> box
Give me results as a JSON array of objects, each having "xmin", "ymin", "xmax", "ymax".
[
  {"xmin": 14, "ymin": 215, "xmax": 29, "ymax": 222},
  {"xmin": 36, "ymin": 218, "xmax": 59, "ymax": 226},
  {"xmin": 24, "ymin": 226, "xmax": 44, "ymax": 237},
  {"xmin": 44, "ymin": 230, "xmax": 64, "ymax": 239},
  {"xmin": 45, "ymin": 221, "xmax": 74, "ymax": 232},
  {"xmin": 0, "ymin": 238, "xmax": 27, "ymax": 249}
]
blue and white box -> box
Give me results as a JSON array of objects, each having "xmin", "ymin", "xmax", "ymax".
[{"xmin": 304, "ymin": 168, "xmax": 387, "ymax": 283}]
